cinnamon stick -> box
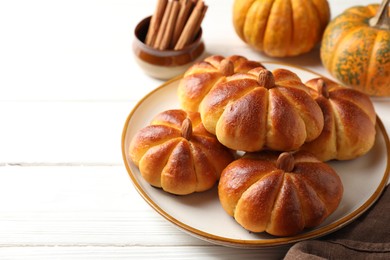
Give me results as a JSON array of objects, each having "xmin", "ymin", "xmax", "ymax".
[
  {"xmin": 145, "ymin": 0, "xmax": 168, "ymax": 46},
  {"xmin": 153, "ymin": 0, "xmax": 173, "ymax": 48},
  {"xmin": 174, "ymin": 0, "xmax": 205, "ymax": 50},
  {"xmin": 171, "ymin": 0, "xmax": 195, "ymax": 48},
  {"xmin": 159, "ymin": 0, "xmax": 181, "ymax": 50},
  {"xmin": 193, "ymin": 4, "xmax": 207, "ymax": 41}
]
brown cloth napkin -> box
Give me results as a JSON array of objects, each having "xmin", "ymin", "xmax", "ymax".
[{"xmin": 284, "ymin": 185, "xmax": 390, "ymax": 259}]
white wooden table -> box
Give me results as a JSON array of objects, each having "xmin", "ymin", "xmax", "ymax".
[{"xmin": 0, "ymin": 0, "xmax": 388, "ymax": 259}]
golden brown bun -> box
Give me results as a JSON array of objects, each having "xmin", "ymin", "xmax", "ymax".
[
  {"xmin": 301, "ymin": 78, "xmax": 376, "ymax": 161},
  {"xmin": 129, "ymin": 109, "xmax": 235, "ymax": 195},
  {"xmin": 199, "ymin": 68, "xmax": 324, "ymax": 152},
  {"xmin": 218, "ymin": 151, "xmax": 343, "ymax": 236},
  {"xmin": 177, "ymin": 55, "xmax": 264, "ymax": 112}
]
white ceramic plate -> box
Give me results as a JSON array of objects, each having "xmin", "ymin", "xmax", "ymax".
[{"xmin": 121, "ymin": 62, "xmax": 390, "ymax": 248}]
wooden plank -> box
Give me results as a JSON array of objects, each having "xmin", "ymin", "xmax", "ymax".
[
  {"xmin": 0, "ymin": 101, "xmax": 134, "ymax": 164},
  {"xmin": 0, "ymin": 166, "xmax": 205, "ymax": 246},
  {"xmin": 0, "ymin": 0, "xmax": 162, "ymax": 102},
  {"xmin": 0, "ymin": 246, "xmax": 288, "ymax": 259}
]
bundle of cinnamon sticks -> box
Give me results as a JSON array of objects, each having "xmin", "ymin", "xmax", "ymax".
[{"xmin": 145, "ymin": 0, "xmax": 208, "ymax": 50}]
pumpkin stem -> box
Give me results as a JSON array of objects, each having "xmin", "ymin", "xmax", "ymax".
[
  {"xmin": 181, "ymin": 118, "xmax": 193, "ymax": 140},
  {"xmin": 276, "ymin": 152, "xmax": 295, "ymax": 172},
  {"xmin": 317, "ymin": 79, "xmax": 329, "ymax": 98},
  {"xmin": 369, "ymin": 0, "xmax": 390, "ymax": 30},
  {"xmin": 219, "ymin": 59, "xmax": 234, "ymax": 76},
  {"xmin": 258, "ymin": 69, "xmax": 275, "ymax": 89}
]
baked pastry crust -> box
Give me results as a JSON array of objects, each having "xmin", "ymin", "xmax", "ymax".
[
  {"xmin": 177, "ymin": 55, "xmax": 264, "ymax": 112},
  {"xmin": 218, "ymin": 151, "xmax": 343, "ymax": 236},
  {"xmin": 199, "ymin": 68, "xmax": 324, "ymax": 152},
  {"xmin": 301, "ymin": 78, "xmax": 376, "ymax": 161},
  {"xmin": 129, "ymin": 109, "xmax": 235, "ymax": 195}
]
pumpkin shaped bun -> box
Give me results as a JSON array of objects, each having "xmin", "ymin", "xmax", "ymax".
[
  {"xmin": 177, "ymin": 55, "xmax": 264, "ymax": 112},
  {"xmin": 218, "ymin": 151, "xmax": 343, "ymax": 237},
  {"xmin": 129, "ymin": 109, "xmax": 235, "ymax": 195},
  {"xmin": 199, "ymin": 67, "xmax": 324, "ymax": 152},
  {"xmin": 301, "ymin": 78, "xmax": 377, "ymax": 161}
]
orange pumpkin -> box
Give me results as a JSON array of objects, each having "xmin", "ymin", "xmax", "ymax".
[
  {"xmin": 320, "ymin": 1, "xmax": 390, "ymax": 96},
  {"xmin": 232, "ymin": 0, "xmax": 330, "ymax": 57}
]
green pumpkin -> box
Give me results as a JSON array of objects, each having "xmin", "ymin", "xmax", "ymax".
[{"xmin": 320, "ymin": 1, "xmax": 390, "ymax": 96}]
